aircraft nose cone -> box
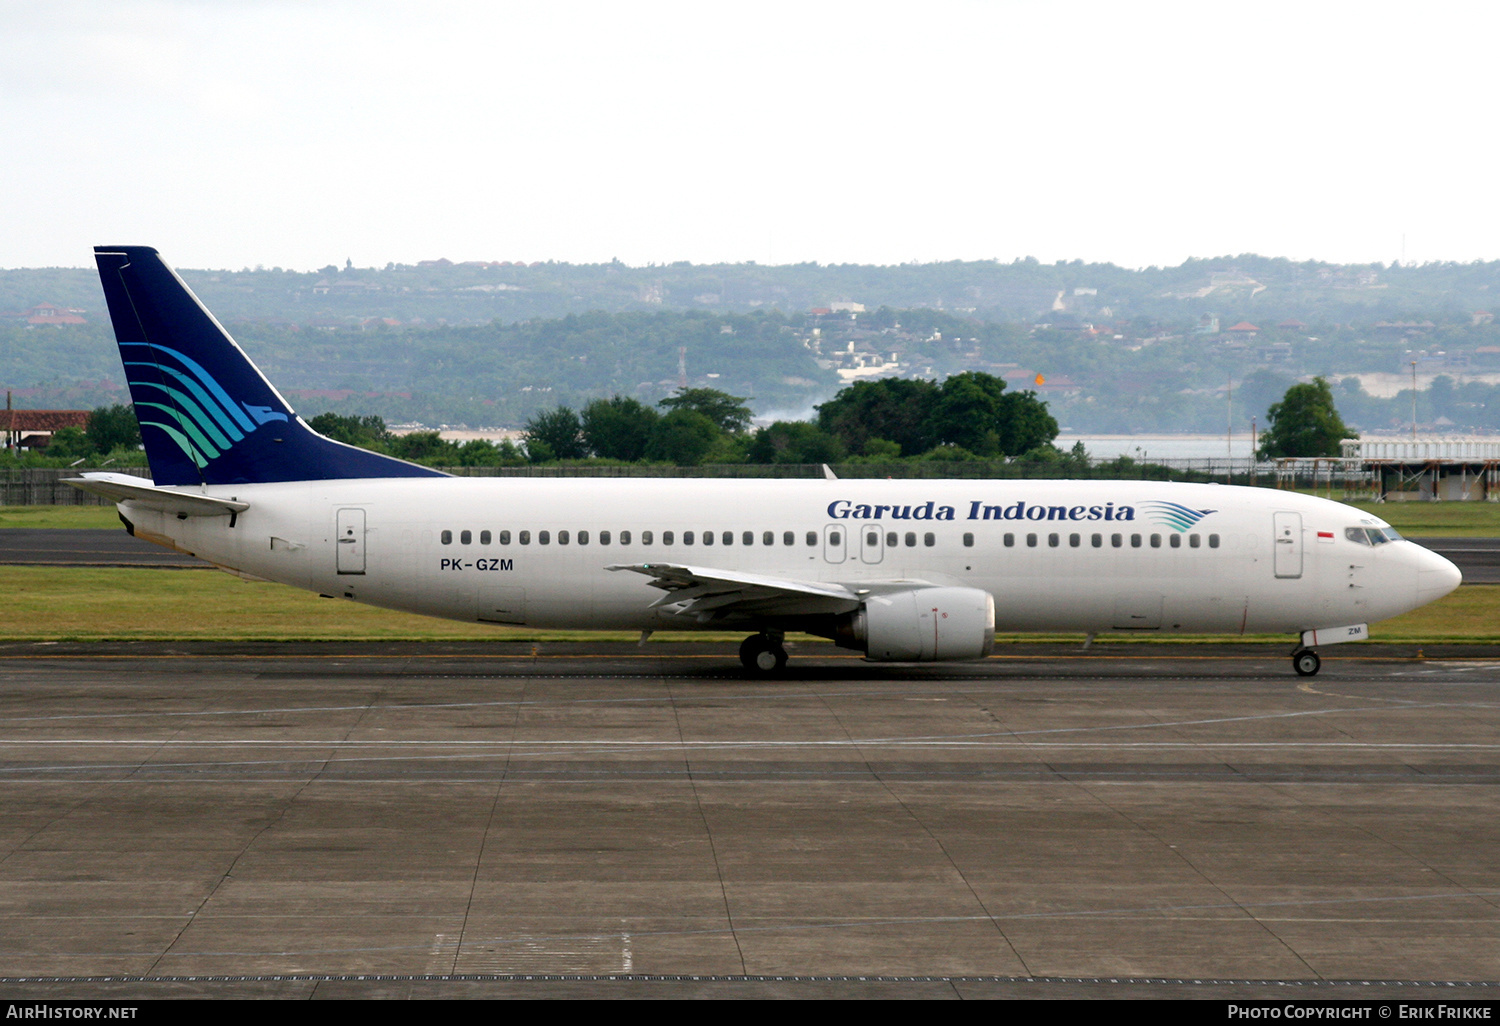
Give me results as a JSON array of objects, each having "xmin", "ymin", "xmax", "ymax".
[{"xmin": 1415, "ymin": 546, "xmax": 1463, "ymax": 606}]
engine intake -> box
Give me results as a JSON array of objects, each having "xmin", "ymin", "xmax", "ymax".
[{"xmin": 838, "ymin": 587, "xmax": 996, "ymax": 662}]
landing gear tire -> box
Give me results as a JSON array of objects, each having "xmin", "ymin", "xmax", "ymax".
[
  {"xmin": 1292, "ymin": 649, "xmax": 1321, "ymax": 677},
  {"xmin": 739, "ymin": 634, "xmax": 788, "ymax": 675}
]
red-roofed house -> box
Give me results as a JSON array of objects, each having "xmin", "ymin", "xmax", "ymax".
[
  {"xmin": 24, "ymin": 303, "xmax": 86, "ymax": 326},
  {"xmin": 0, "ymin": 409, "xmax": 90, "ymax": 448}
]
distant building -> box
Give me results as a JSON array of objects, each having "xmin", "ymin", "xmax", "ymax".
[
  {"xmin": 1342, "ymin": 437, "xmax": 1500, "ymax": 501},
  {"xmin": 18, "ymin": 303, "xmax": 86, "ymax": 326},
  {"xmin": 0, "ymin": 408, "xmax": 89, "ymax": 448}
]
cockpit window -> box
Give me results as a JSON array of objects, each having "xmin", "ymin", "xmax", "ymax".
[
  {"xmin": 1350, "ymin": 526, "xmax": 1402, "ymax": 545},
  {"xmin": 1345, "ymin": 527, "xmax": 1372, "ymax": 546}
]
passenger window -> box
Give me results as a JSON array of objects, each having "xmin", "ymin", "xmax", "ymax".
[
  {"xmin": 868, "ymin": 530, "xmax": 880, "ymax": 547},
  {"xmin": 702, "ymin": 531, "xmax": 713, "ymax": 546},
  {"xmin": 963, "ymin": 533, "xmax": 974, "ymax": 547},
  {"xmin": 1169, "ymin": 534, "xmax": 1180, "ymax": 549},
  {"xmin": 1130, "ymin": 534, "xmax": 1142, "ymax": 548},
  {"xmin": 924, "ymin": 532, "xmax": 935, "ymax": 547},
  {"xmin": 1190, "ymin": 534, "xmax": 1201, "ymax": 549},
  {"xmin": 1091, "ymin": 533, "xmax": 1102, "ymax": 548},
  {"xmin": 539, "ymin": 531, "xmax": 550, "ymax": 545},
  {"xmin": 684, "ymin": 531, "xmax": 694, "ymax": 545},
  {"xmin": 639, "ymin": 531, "xmax": 651, "ymax": 545},
  {"xmin": 1004, "ymin": 533, "xmax": 1014, "ymax": 547},
  {"xmin": 1209, "ymin": 534, "xmax": 1220, "ymax": 548},
  {"xmin": 1027, "ymin": 533, "xmax": 1037, "ymax": 547},
  {"xmin": 558, "ymin": 530, "xmax": 569, "ymax": 545},
  {"xmin": 1069, "ymin": 533, "xmax": 1080, "ymax": 547},
  {"xmin": 905, "ymin": 532, "xmax": 916, "ymax": 547},
  {"xmin": 662, "ymin": 531, "xmax": 673, "ymax": 545},
  {"xmin": 599, "ymin": 531, "xmax": 609, "ymax": 545},
  {"xmin": 723, "ymin": 531, "xmax": 733, "ymax": 546},
  {"xmin": 441, "ymin": 530, "xmax": 453, "ymax": 545},
  {"xmin": 480, "ymin": 530, "xmax": 491, "ymax": 545},
  {"xmin": 1150, "ymin": 534, "xmax": 1161, "ymax": 548},
  {"xmin": 744, "ymin": 532, "xmax": 754, "ymax": 546},
  {"xmin": 886, "ymin": 532, "xmax": 897, "ymax": 547},
  {"xmin": 460, "ymin": 530, "xmax": 472, "ymax": 545},
  {"xmin": 1048, "ymin": 533, "xmax": 1059, "ymax": 547},
  {"xmin": 519, "ymin": 531, "xmax": 530, "ymax": 545},
  {"xmin": 806, "ymin": 532, "xmax": 817, "ymax": 546},
  {"xmin": 620, "ymin": 530, "xmax": 631, "ymax": 545},
  {"xmin": 830, "ymin": 531, "xmax": 841, "ymax": 545},
  {"xmin": 577, "ymin": 531, "xmax": 588, "ymax": 545},
  {"xmin": 783, "ymin": 532, "xmax": 794, "ymax": 545},
  {"xmin": 499, "ymin": 530, "xmax": 511, "ymax": 545},
  {"xmin": 1111, "ymin": 533, "xmax": 1122, "ymax": 548}
]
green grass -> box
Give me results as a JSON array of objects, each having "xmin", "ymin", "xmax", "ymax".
[
  {"xmin": 0, "ymin": 505, "xmax": 121, "ymax": 529},
  {"xmin": 2, "ymin": 565, "xmax": 1494, "ymax": 645}
]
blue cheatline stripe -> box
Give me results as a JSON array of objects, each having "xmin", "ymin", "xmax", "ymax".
[
  {"xmin": 135, "ymin": 401, "xmax": 221, "ymax": 461},
  {"xmin": 138, "ymin": 418, "xmax": 208, "ymax": 468},
  {"xmin": 128, "ymin": 380, "xmax": 235, "ymax": 452},
  {"xmin": 124, "ymin": 360, "xmax": 245, "ymax": 443},
  {"xmin": 133, "ymin": 340, "xmax": 259, "ymax": 434}
]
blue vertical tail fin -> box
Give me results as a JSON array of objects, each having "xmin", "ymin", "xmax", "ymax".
[{"xmin": 94, "ymin": 246, "xmax": 445, "ymax": 486}]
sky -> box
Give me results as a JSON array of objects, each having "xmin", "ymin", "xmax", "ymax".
[{"xmin": 4, "ymin": 0, "xmax": 1499, "ymax": 271}]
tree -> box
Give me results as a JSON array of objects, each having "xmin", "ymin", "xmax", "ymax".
[
  {"xmin": 658, "ymin": 388, "xmax": 752, "ymax": 434},
  {"xmin": 746, "ymin": 421, "xmax": 845, "ymax": 464},
  {"xmin": 85, "ymin": 404, "xmax": 142, "ymax": 455},
  {"xmin": 581, "ymin": 396, "xmax": 658, "ymax": 461},
  {"xmin": 44, "ymin": 426, "xmax": 93, "ymax": 460},
  {"xmin": 925, "ymin": 371, "xmax": 1056, "ymax": 457},
  {"xmin": 308, "ymin": 413, "xmax": 390, "ymax": 451},
  {"xmin": 994, "ymin": 389, "xmax": 1059, "ymax": 455},
  {"xmin": 928, "ymin": 372, "xmax": 1008, "ymax": 454},
  {"xmin": 523, "ymin": 406, "xmax": 586, "ymax": 462},
  {"xmin": 644, "ymin": 409, "xmax": 720, "ymax": 465},
  {"xmin": 1257, "ymin": 377, "xmax": 1356, "ymax": 459},
  {"xmin": 816, "ymin": 378, "xmax": 937, "ymax": 456},
  {"xmin": 387, "ymin": 430, "xmax": 456, "ymax": 464}
]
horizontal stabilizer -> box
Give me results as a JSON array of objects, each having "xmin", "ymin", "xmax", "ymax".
[{"xmin": 63, "ymin": 472, "xmax": 248, "ymax": 517}]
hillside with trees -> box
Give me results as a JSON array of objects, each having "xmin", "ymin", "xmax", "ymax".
[{"xmin": 9, "ymin": 255, "xmax": 1500, "ymax": 435}]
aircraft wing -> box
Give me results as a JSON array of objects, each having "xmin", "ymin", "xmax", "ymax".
[
  {"xmin": 63, "ymin": 472, "xmax": 249, "ymax": 518},
  {"xmin": 606, "ymin": 562, "xmax": 863, "ymax": 622}
]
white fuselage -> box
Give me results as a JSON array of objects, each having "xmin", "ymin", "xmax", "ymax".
[{"xmin": 118, "ymin": 477, "xmax": 1461, "ymax": 638}]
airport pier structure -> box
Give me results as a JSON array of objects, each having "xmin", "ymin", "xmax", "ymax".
[{"xmin": 1277, "ymin": 438, "xmax": 1500, "ymax": 502}]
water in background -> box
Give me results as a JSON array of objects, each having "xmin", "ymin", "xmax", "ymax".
[{"xmin": 1057, "ymin": 435, "xmax": 1258, "ymax": 461}]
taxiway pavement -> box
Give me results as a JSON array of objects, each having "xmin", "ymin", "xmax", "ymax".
[{"xmin": 0, "ymin": 641, "xmax": 1495, "ymax": 998}]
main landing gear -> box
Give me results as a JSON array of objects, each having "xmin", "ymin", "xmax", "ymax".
[
  {"xmin": 1292, "ymin": 647, "xmax": 1321, "ymax": 677},
  {"xmin": 740, "ymin": 632, "xmax": 788, "ymax": 675}
]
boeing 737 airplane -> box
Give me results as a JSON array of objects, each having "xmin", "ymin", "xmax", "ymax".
[{"xmin": 67, "ymin": 246, "xmax": 1462, "ymax": 676}]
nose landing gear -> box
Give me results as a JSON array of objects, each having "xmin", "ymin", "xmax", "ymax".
[
  {"xmin": 740, "ymin": 632, "xmax": 788, "ymax": 675},
  {"xmin": 1292, "ymin": 647, "xmax": 1321, "ymax": 677}
]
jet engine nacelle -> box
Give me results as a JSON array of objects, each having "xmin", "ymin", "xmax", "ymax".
[{"xmin": 843, "ymin": 586, "xmax": 996, "ymax": 662}]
